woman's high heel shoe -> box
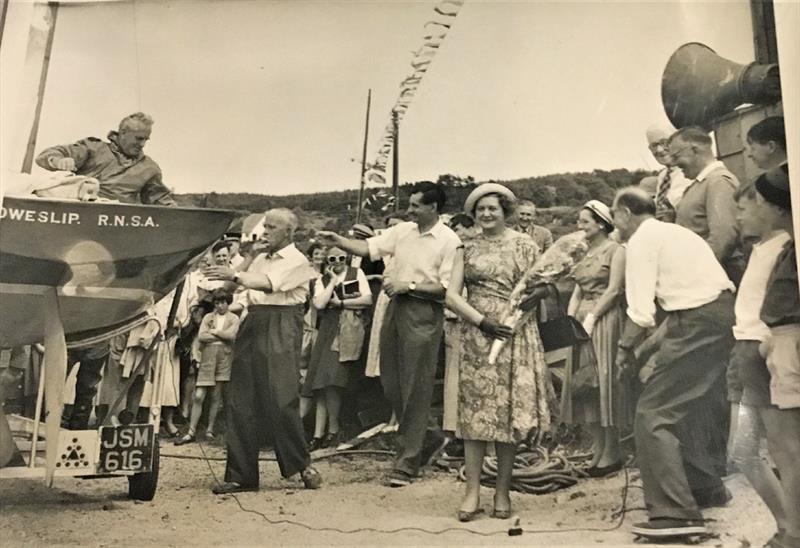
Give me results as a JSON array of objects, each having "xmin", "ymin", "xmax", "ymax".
[{"xmin": 457, "ymin": 508, "xmax": 484, "ymax": 522}]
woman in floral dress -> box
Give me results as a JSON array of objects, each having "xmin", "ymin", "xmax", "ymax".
[{"xmin": 446, "ymin": 183, "xmax": 554, "ymax": 521}]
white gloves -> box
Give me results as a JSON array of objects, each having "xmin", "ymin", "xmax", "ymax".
[{"xmin": 582, "ymin": 313, "xmax": 596, "ymax": 336}]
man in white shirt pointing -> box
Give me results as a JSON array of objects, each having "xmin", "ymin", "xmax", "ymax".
[{"xmin": 612, "ymin": 188, "xmax": 735, "ymax": 540}]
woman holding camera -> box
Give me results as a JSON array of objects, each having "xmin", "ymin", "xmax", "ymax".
[{"xmin": 302, "ymin": 246, "xmax": 372, "ymax": 450}]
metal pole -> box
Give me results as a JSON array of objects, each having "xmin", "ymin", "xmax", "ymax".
[
  {"xmin": 392, "ymin": 110, "xmax": 399, "ymax": 211},
  {"xmin": 356, "ymin": 89, "xmax": 371, "ymax": 224}
]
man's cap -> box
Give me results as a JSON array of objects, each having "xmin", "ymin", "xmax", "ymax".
[
  {"xmin": 351, "ymin": 223, "xmax": 375, "ymax": 238},
  {"xmin": 755, "ymin": 164, "xmax": 791, "ymax": 209}
]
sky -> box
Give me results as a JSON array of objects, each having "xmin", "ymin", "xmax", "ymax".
[{"xmin": 17, "ymin": 0, "xmax": 757, "ymax": 196}]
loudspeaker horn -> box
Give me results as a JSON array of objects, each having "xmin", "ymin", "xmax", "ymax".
[{"xmin": 662, "ymin": 42, "xmax": 781, "ymax": 129}]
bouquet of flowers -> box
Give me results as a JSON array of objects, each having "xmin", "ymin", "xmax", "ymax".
[{"xmin": 487, "ymin": 231, "xmax": 588, "ymax": 364}]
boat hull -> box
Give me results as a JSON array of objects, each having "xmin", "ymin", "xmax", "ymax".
[{"xmin": 0, "ymin": 196, "xmax": 237, "ymax": 347}]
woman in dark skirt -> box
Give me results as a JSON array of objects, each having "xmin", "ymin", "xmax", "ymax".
[{"xmin": 302, "ymin": 246, "xmax": 372, "ymax": 449}]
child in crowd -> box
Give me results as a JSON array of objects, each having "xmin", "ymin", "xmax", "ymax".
[
  {"xmin": 757, "ymin": 165, "xmax": 800, "ymax": 548},
  {"xmin": 175, "ymin": 289, "xmax": 240, "ymax": 445},
  {"xmin": 731, "ymin": 164, "xmax": 799, "ymax": 548}
]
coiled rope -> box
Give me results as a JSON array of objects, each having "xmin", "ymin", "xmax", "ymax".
[{"xmin": 453, "ymin": 447, "xmax": 591, "ymax": 494}]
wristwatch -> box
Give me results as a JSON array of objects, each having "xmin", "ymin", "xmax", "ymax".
[
  {"xmin": 408, "ymin": 281, "xmax": 417, "ymax": 293},
  {"xmin": 232, "ymin": 273, "xmax": 240, "ymax": 285}
]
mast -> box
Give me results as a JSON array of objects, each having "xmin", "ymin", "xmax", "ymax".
[
  {"xmin": 355, "ymin": 89, "xmax": 371, "ymax": 224},
  {"xmin": 391, "ymin": 109, "xmax": 399, "ymax": 211},
  {"xmin": 21, "ymin": 2, "xmax": 58, "ymax": 173}
]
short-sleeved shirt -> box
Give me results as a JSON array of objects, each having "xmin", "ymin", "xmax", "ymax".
[
  {"xmin": 733, "ymin": 230, "xmax": 792, "ymax": 341},
  {"xmin": 367, "ymin": 221, "xmax": 462, "ymax": 289},
  {"xmin": 241, "ymin": 243, "xmax": 310, "ymax": 306}
]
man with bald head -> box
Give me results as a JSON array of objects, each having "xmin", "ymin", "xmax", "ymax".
[
  {"xmin": 612, "ymin": 188, "xmax": 735, "ymax": 540},
  {"xmin": 645, "ymin": 124, "xmax": 691, "ymax": 222},
  {"xmin": 205, "ymin": 208, "xmax": 322, "ymax": 493}
]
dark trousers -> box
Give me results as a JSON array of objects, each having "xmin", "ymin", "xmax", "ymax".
[
  {"xmin": 224, "ymin": 306, "xmax": 310, "ymax": 487},
  {"xmin": 63, "ymin": 343, "xmax": 109, "ymax": 429},
  {"xmin": 635, "ymin": 292, "xmax": 735, "ymax": 521},
  {"xmin": 380, "ymin": 295, "xmax": 444, "ymax": 476}
]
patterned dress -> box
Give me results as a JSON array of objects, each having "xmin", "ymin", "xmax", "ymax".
[
  {"xmin": 458, "ymin": 230, "xmax": 554, "ymax": 443},
  {"xmin": 568, "ymin": 238, "xmax": 631, "ymax": 428}
]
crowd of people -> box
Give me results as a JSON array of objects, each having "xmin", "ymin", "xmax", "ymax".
[{"xmin": 1, "ymin": 111, "xmax": 797, "ymax": 546}]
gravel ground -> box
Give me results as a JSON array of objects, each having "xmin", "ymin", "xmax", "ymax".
[{"xmin": 0, "ymin": 435, "xmax": 778, "ymax": 547}]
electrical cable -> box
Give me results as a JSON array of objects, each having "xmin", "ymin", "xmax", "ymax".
[{"xmin": 192, "ymin": 439, "xmax": 635, "ymax": 538}]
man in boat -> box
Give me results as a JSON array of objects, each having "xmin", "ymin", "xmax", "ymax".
[
  {"xmin": 205, "ymin": 208, "xmax": 322, "ymax": 493},
  {"xmin": 34, "ymin": 112, "xmax": 176, "ymax": 429},
  {"xmin": 34, "ymin": 112, "xmax": 175, "ymax": 206}
]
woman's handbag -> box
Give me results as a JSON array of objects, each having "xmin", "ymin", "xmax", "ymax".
[
  {"xmin": 535, "ymin": 284, "xmax": 599, "ymax": 401},
  {"xmin": 538, "ymin": 315, "xmax": 589, "ymax": 353}
]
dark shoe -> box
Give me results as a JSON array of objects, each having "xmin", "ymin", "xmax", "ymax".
[
  {"xmin": 308, "ymin": 437, "xmax": 324, "ymax": 452},
  {"xmin": 211, "ymin": 481, "xmax": 258, "ymax": 495},
  {"xmin": 587, "ymin": 460, "xmax": 623, "ymax": 478},
  {"xmin": 383, "ymin": 470, "xmax": 413, "ymax": 488},
  {"xmin": 695, "ymin": 486, "xmax": 732, "ymax": 509},
  {"xmin": 323, "ymin": 431, "xmax": 342, "ymax": 449},
  {"xmin": 301, "ymin": 466, "xmax": 322, "ymax": 489},
  {"xmin": 174, "ymin": 433, "xmax": 196, "ymax": 446},
  {"xmin": 632, "ymin": 518, "xmax": 707, "ymax": 538},
  {"xmin": 457, "ymin": 508, "xmax": 484, "ymax": 522},
  {"xmin": 163, "ymin": 424, "xmax": 179, "ymax": 437}
]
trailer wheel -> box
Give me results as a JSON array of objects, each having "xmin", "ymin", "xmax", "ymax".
[{"xmin": 128, "ymin": 436, "xmax": 160, "ymax": 501}]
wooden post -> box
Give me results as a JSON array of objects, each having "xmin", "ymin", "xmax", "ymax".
[
  {"xmin": 391, "ymin": 110, "xmax": 399, "ymax": 211},
  {"xmin": 356, "ymin": 89, "xmax": 371, "ymax": 224},
  {"xmin": 21, "ymin": 2, "xmax": 58, "ymax": 174},
  {"xmin": 43, "ymin": 287, "xmax": 66, "ymax": 486}
]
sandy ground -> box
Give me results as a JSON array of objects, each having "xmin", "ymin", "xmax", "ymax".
[{"xmin": 0, "ymin": 436, "xmax": 779, "ymax": 547}]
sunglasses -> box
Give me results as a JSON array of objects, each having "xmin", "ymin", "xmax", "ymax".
[{"xmin": 327, "ymin": 255, "xmax": 347, "ymax": 264}]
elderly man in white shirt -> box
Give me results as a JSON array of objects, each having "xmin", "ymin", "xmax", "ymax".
[
  {"xmin": 612, "ymin": 188, "xmax": 736, "ymax": 540},
  {"xmin": 318, "ymin": 182, "xmax": 462, "ymax": 487},
  {"xmin": 204, "ymin": 208, "xmax": 322, "ymax": 494}
]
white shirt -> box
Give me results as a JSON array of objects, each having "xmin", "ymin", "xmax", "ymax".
[
  {"xmin": 312, "ymin": 268, "xmax": 370, "ymax": 309},
  {"xmin": 657, "ymin": 166, "xmax": 693, "ymax": 207},
  {"xmin": 733, "ymin": 230, "xmax": 792, "ymax": 341},
  {"xmin": 367, "ymin": 221, "xmax": 461, "ymax": 289},
  {"xmin": 241, "ymin": 243, "xmax": 312, "ymax": 306},
  {"xmin": 625, "ymin": 218, "xmax": 734, "ymax": 328}
]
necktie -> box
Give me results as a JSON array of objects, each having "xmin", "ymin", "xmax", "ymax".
[{"xmin": 655, "ymin": 168, "xmax": 672, "ymax": 209}]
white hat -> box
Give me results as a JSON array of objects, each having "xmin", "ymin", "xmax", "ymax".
[{"xmin": 463, "ymin": 183, "xmax": 517, "ymax": 218}]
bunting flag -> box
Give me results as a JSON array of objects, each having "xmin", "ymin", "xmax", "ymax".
[
  {"xmin": 363, "ymin": 188, "xmax": 396, "ymax": 212},
  {"xmin": 365, "ymin": 0, "xmax": 465, "ymax": 186}
]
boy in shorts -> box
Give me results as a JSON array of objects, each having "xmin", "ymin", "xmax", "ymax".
[
  {"xmin": 176, "ymin": 289, "xmax": 240, "ymax": 444},
  {"xmin": 730, "ymin": 165, "xmax": 798, "ymax": 548},
  {"xmin": 757, "ymin": 165, "xmax": 800, "ymax": 548}
]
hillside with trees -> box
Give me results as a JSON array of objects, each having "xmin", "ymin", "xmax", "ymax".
[{"xmin": 175, "ymin": 168, "xmax": 653, "ymax": 240}]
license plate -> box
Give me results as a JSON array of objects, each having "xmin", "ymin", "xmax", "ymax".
[{"xmin": 98, "ymin": 424, "xmax": 154, "ymax": 474}]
